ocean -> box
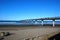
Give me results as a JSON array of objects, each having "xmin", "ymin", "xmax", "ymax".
[{"xmin": 0, "ymin": 21, "xmax": 60, "ymax": 25}]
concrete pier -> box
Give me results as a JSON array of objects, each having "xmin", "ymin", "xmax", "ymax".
[
  {"xmin": 41, "ymin": 20, "xmax": 44, "ymax": 26},
  {"xmin": 52, "ymin": 20, "xmax": 55, "ymax": 27}
]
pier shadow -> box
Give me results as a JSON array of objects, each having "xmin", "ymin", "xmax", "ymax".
[{"xmin": 48, "ymin": 33, "xmax": 60, "ymax": 40}]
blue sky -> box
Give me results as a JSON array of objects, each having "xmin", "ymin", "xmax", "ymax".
[{"xmin": 0, "ymin": 0, "xmax": 60, "ymax": 20}]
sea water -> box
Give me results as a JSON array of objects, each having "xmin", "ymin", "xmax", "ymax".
[{"xmin": 0, "ymin": 21, "xmax": 60, "ymax": 25}]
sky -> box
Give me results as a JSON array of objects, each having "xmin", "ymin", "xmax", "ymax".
[{"xmin": 0, "ymin": 0, "xmax": 60, "ymax": 20}]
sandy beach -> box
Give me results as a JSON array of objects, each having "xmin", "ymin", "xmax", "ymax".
[{"xmin": 0, "ymin": 26, "xmax": 60, "ymax": 40}]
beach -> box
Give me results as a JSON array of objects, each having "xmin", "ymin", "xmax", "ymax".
[{"xmin": 0, "ymin": 26, "xmax": 60, "ymax": 40}]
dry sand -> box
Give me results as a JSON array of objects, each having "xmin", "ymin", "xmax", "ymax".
[{"xmin": 0, "ymin": 26, "xmax": 60, "ymax": 40}]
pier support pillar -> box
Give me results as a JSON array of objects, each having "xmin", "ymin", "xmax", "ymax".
[
  {"xmin": 52, "ymin": 20, "xmax": 55, "ymax": 27},
  {"xmin": 33, "ymin": 20, "xmax": 37, "ymax": 24},
  {"xmin": 42, "ymin": 20, "xmax": 44, "ymax": 26}
]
